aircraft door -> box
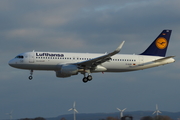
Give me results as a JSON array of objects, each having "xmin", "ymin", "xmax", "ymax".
[
  {"xmin": 139, "ymin": 56, "xmax": 144, "ymax": 66},
  {"xmin": 29, "ymin": 52, "xmax": 34, "ymax": 63}
]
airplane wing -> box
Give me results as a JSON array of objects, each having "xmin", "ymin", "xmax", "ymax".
[{"xmin": 76, "ymin": 41, "xmax": 125, "ymax": 69}]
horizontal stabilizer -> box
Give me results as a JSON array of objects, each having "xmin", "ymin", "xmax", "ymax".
[
  {"xmin": 153, "ymin": 56, "xmax": 175, "ymax": 62},
  {"xmin": 131, "ymin": 56, "xmax": 175, "ymax": 67}
]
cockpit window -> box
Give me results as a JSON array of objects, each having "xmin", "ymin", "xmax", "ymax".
[{"xmin": 15, "ymin": 55, "xmax": 24, "ymax": 59}]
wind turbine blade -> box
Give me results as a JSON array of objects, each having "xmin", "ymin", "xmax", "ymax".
[
  {"xmin": 122, "ymin": 108, "xmax": 127, "ymax": 111},
  {"xmin": 73, "ymin": 102, "xmax": 76, "ymax": 108},
  {"xmin": 117, "ymin": 108, "xmax": 121, "ymax": 111},
  {"xmin": 156, "ymin": 104, "xmax": 158, "ymax": 110},
  {"xmin": 158, "ymin": 110, "xmax": 162, "ymax": 113},
  {"xmin": 68, "ymin": 108, "xmax": 73, "ymax": 111},
  {"xmin": 74, "ymin": 109, "xmax": 78, "ymax": 113},
  {"xmin": 10, "ymin": 110, "xmax": 13, "ymax": 114}
]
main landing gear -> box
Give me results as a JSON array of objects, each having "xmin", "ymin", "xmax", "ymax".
[
  {"xmin": 82, "ymin": 74, "xmax": 93, "ymax": 83},
  {"xmin": 29, "ymin": 70, "xmax": 33, "ymax": 80}
]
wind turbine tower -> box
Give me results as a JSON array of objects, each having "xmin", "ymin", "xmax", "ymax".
[
  {"xmin": 68, "ymin": 102, "xmax": 78, "ymax": 120},
  {"xmin": 117, "ymin": 108, "xmax": 127, "ymax": 118},
  {"xmin": 153, "ymin": 104, "xmax": 162, "ymax": 116}
]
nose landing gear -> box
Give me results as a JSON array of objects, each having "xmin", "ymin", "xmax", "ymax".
[
  {"xmin": 29, "ymin": 70, "xmax": 33, "ymax": 80},
  {"xmin": 29, "ymin": 76, "xmax": 33, "ymax": 80}
]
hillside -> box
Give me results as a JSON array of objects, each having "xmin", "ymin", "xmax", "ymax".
[{"xmin": 46, "ymin": 111, "xmax": 180, "ymax": 120}]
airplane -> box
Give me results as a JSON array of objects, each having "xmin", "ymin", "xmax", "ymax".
[{"xmin": 8, "ymin": 30, "xmax": 175, "ymax": 83}]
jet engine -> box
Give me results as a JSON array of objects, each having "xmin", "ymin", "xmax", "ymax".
[{"xmin": 56, "ymin": 65, "xmax": 79, "ymax": 78}]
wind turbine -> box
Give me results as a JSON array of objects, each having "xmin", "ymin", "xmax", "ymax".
[
  {"xmin": 153, "ymin": 104, "xmax": 161, "ymax": 116},
  {"xmin": 117, "ymin": 108, "xmax": 127, "ymax": 118},
  {"xmin": 68, "ymin": 102, "xmax": 78, "ymax": 120},
  {"xmin": 6, "ymin": 110, "xmax": 13, "ymax": 120}
]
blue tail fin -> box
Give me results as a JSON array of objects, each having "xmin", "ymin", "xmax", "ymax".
[{"xmin": 140, "ymin": 30, "xmax": 172, "ymax": 57}]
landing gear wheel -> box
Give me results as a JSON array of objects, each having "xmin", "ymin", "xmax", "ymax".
[
  {"xmin": 29, "ymin": 70, "xmax": 33, "ymax": 80},
  {"xmin": 29, "ymin": 76, "xmax": 33, "ymax": 80},
  {"xmin": 87, "ymin": 75, "xmax": 92, "ymax": 81},
  {"xmin": 82, "ymin": 77, "xmax": 88, "ymax": 83}
]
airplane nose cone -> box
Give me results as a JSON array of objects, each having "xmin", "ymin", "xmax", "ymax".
[
  {"xmin": 8, "ymin": 59, "xmax": 15, "ymax": 67},
  {"xmin": 8, "ymin": 59, "xmax": 21, "ymax": 68}
]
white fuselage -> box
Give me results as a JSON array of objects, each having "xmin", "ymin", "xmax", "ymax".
[
  {"xmin": 8, "ymin": 30, "xmax": 175, "ymax": 82},
  {"xmin": 9, "ymin": 51, "xmax": 175, "ymax": 72}
]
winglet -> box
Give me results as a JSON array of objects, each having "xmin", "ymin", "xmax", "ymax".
[
  {"xmin": 76, "ymin": 41, "xmax": 125, "ymax": 67},
  {"xmin": 114, "ymin": 41, "xmax": 125, "ymax": 53}
]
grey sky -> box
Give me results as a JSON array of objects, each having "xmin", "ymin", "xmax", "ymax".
[{"xmin": 1, "ymin": 0, "xmax": 180, "ymax": 119}]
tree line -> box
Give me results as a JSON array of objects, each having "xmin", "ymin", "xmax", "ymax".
[
  {"xmin": 100, "ymin": 115, "xmax": 172, "ymax": 120},
  {"xmin": 19, "ymin": 117, "xmax": 46, "ymax": 120},
  {"xmin": 18, "ymin": 115, "xmax": 173, "ymax": 120},
  {"xmin": 140, "ymin": 115, "xmax": 172, "ymax": 120}
]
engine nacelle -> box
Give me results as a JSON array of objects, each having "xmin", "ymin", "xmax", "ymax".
[{"xmin": 56, "ymin": 65, "xmax": 79, "ymax": 78}]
